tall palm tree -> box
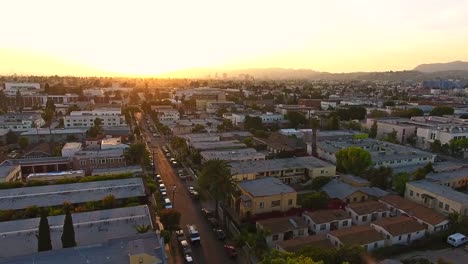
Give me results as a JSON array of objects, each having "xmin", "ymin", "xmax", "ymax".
[
  {"xmin": 198, "ymin": 159, "xmax": 236, "ymax": 218},
  {"xmin": 310, "ymin": 118, "xmax": 320, "ymax": 157}
]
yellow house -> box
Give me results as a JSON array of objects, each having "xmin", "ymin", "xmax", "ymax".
[{"xmin": 233, "ymin": 177, "xmax": 297, "ymax": 218}]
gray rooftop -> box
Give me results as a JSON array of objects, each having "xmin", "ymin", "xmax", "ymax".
[
  {"xmin": 0, "ymin": 164, "xmax": 18, "ymax": 180},
  {"xmin": 20, "ymin": 128, "xmax": 87, "ymax": 136},
  {"xmin": 73, "ymin": 149, "xmax": 124, "ymax": 159},
  {"xmin": 426, "ymin": 167, "xmax": 468, "ymax": 182},
  {"xmin": 4, "ymin": 156, "xmax": 70, "ymax": 166},
  {"xmin": 92, "ymin": 165, "xmax": 143, "ymax": 175},
  {"xmin": 0, "ymin": 205, "xmax": 154, "ymax": 259},
  {"xmin": 200, "ymin": 148, "xmax": 265, "ymax": 161},
  {"xmin": 230, "ymin": 156, "xmax": 334, "ymax": 175},
  {"xmin": 408, "ymin": 180, "xmax": 468, "ymax": 205},
  {"xmin": 0, "ymin": 178, "xmax": 145, "ymax": 210},
  {"xmin": 191, "ymin": 140, "xmax": 246, "ymax": 150},
  {"xmin": 238, "ymin": 177, "xmax": 295, "ymax": 197},
  {"xmin": 322, "ymin": 179, "xmax": 388, "ymax": 200}
]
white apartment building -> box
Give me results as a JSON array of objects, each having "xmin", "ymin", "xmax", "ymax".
[
  {"xmin": 231, "ymin": 113, "xmax": 284, "ymax": 126},
  {"xmin": 0, "ymin": 113, "xmax": 45, "ymax": 131},
  {"xmin": 3, "ymin": 83, "xmax": 41, "ymax": 96},
  {"xmin": 64, "ymin": 109, "xmax": 125, "ymax": 128},
  {"xmin": 157, "ymin": 109, "xmax": 180, "ymax": 122}
]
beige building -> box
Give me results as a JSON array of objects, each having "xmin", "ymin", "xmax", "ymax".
[
  {"xmin": 327, "ymin": 225, "xmax": 385, "ymax": 252},
  {"xmin": 0, "ymin": 163, "xmax": 22, "ymax": 182},
  {"xmin": 232, "ymin": 177, "xmax": 297, "ymax": 218},
  {"xmin": 370, "ymin": 216, "xmax": 426, "ymax": 246},
  {"xmin": 346, "ymin": 201, "xmax": 390, "ymax": 225},
  {"xmin": 229, "ymin": 156, "xmax": 336, "ymax": 184},
  {"xmin": 405, "ymin": 180, "xmax": 468, "ymax": 216},
  {"xmin": 256, "ymin": 216, "xmax": 308, "ymax": 247},
  {"xmin": 302, "ymin": 209, "xmax": 352, "ymax": 235}
]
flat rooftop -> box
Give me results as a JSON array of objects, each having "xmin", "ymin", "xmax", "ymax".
[
  {"xmin": 426, "ymin": 167, "xmax": 468, "ymax": 182},
  {"xmin": 4, "ymin": 157, "xmax": 70, "ymax": 166},
  {"xmin": 0, "ymin": 178, "xmax": 145, "ymax": 210},
  {"xmin": 408, "ymin": 180, "xmax": 468, "ymax": 205},
  {"xmin": 20, "ymin": 128, "xmax": 87, "ymax": 136},
  {"xmin": 62, "ymin": 142, "xmax": 82, "ymax": 150},
  {"xmin": 92, "ymin": 165, "xmax": 143, "ymax": 175},
  {"xmin": 73, "ymin": 149, "xmax": 124, "ymax": 159},
  {"xmin": 238, "ymin": 177, "xmax": 295, "ymax": 197},
  {"xmin": 200, "ymin": 148, "xmax": 265, "ymax": 161},
  {"xmin": 191, "ymin": 140, "xmax": 246, "ymax": 150},
  {"xmin": 230, "ymin": 156, "xmax": 334, "ymax": 175},
  {"xmin": 0, "ymin": 205, "xmax": 153, "ymax": 259}
]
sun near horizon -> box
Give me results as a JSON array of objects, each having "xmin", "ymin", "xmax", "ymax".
[{"xmin": 1, "ymin": 0, "xmax": 468, "ymax": 77}]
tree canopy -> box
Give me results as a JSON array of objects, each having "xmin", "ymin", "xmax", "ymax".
[
  {"xmin": 61, "ymin": 205, "xmax": 77, "ymax": 248},
  {"xmin": 286, "ymin": 111, "xmax": 307, "ymax": 129},
  {"xmin": 430, "ymin": 106, "xmax": 454, "ymax": 117},
  {"xmin": 37, "ymin": 211, "xmax": 52, "ymax": 252},
  {"xmin": 159, "ymin": 209, "xmax": 181, "ymax": 231},
  {"xmin": 336, "ymin": 147, "xmax": 372, "ymax": 175}
]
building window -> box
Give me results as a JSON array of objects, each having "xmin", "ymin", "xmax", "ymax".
[
  {"xmin": 439, "ymin": 201, "xmax": 443, "ymax": 208},
  {"xmin": 410, "ymin": 190, "xmax": 414, "ymax": 196},
  {"xmin": 342, "ymin": 220, "xmax": 348, "ymax": 227},
  {"xmin": 320, "ymin": 224, "xmax": 326, "ymax": 231},
  {"xmin": 362, "ymin": 215, "xmax": 368, "ymax": 222},
  {"xmin": 272, "ymin": 234, "xmax": 279, "ymax": 241},
  {"xmin": 398, "ymin": 236, "xmax": 402, "ymax": 241},
  {"xmin": 298, "ymin": 229, "xmax": 304, "ymax": 236},
  {"xmin": 382, "ymin": 212, "xmax": 387, "ymax": 217},
  {"xmin": 444, "ymin": 204, "xmax": 449, "ymax": 211},
  {"xmin": 271, "ymin": 200, "xmax": 281, "ymax": 207},
  {"xmin": 259, "ymin": 202, "xmax": 265, "ymax": 208},
  {"xmin": 288, "ymin": 199, "xmax": 293, "ymax": 206},
  {"xmin": 374, "ymin": 243, "xmax": 378, "ymax": 249}
]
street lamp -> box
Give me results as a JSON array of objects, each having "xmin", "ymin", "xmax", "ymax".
[{"xmin": 172, "ymin": 185, "xmax": 177, "ymax": 207}]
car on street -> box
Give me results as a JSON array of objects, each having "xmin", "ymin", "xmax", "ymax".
[
  {"xmin": 185, "ymin": 254, "xmax": 194, "ymax": 264},
  {"xmin": 159, "ymin": 184, "xmax": 167, "ymax": 192},
  {"xmin": 176, "ymin": 229, "xmax": 185, "ymax": 241},
  {"xmin": 186, "ymin": 224, "xmax": 201, "ymax": 245},
  {"xmin": 157, "ymin": 179, "xmax": 163, "ymax": 184},
  {"xmin": 180, "ymin": 239, "xmax": 192, "ymax": 255},
  {"xmin": 201, "ymin": 208, "xmax": 213, "ymax": 218},
  {"xmin": 161, "ymin": 191, "xmax": 167, "ymax": 198},
  {"xmin": 224, "ymin": 245, "xmax": 237, "ymax": 258},
  {"xmin": 164, "ymin": 198, "xmax": 173, "ymax": 209},
  {"xmin": 155, "ymin": 174, "xmax": 161, "ymax": 180},
  {"xmin": 166, "ymin": 153, "xmax": 171, "ymax": 157},
  {"xmin": 213, "ymin": 229, "xmax": 226, "ymax": 240}
]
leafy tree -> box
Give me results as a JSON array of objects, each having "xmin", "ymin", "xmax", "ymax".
[
  {"xmin": 24, "ymin": 205, "xmax": 40, "ymax": 218},
  {"xmin": 159, "ymin": 209, "xmax": 181, "ymax": 231},
  {"xmin": 369, "ymin": 121, "xmax": 378, "ymax": 138},
  {"xmin": 368, "ymin": 110, "xmax": 388, "ymax": 118},
  {"xmin": 310, "ymin": 176, "xmax": 331, "ymax": 190},
  {"xmin": 286, "ymin": 111, "xmax": 306, "ymax": 129},
  {"xmin": 245, "ymin": 115, "xmax": 265, "ymax": 131},
  {"xmin": 125, "ymin": 143, "xmax": 149, "ymax": 165},
  {"xmin": 243, "ymin": 137, "xmax": 254, "ymax": 148},
  {"xmin": 383, "ymin": 100, "xmax": 395, "ymax": 107},
  {"xmin": 393, "ymin": 172, "xmax": 410, "ymax": 196},
  {"xmin": 61, "ymin": 205, "xmax": 76, "ymax": 248},
  {"xmin": 87, "ymin": 118, "xmax": 103, "ymax": 138},
  {"xmin": 198, "ymin": 160, "xmax": 236, "ymax": 218},
  {"xmin": 298, "ymin": 191, "xmax": 328, "ymax": 209},
  {"xmin": 361, "ymin": 166, "xmax": 393, "ymax": 190},
  {"xmin": 383, "ymin": 130, "xmax": 398, "ymax": 144},
  {"xmin": 391, "ymin": 108, "xmax": 424, "ymax": 118},
  {"xmin": 430, "ymin": 106, "xmax": 454, "ymax": 117},
  {"xmin": 336, "ymin": 147, "xmax": 372, "ymax": 175},
  {"xmin": 37, "ymin": 210, "xmax": 52, "ymax": 252},
  {"xmin": 6, "ymin": 131, "xmax": 18, "ymax": 144},
  {"xmin": 326, "ymin": 114, "xmax": 340, "ymax": 130},
  {"xmin": 191, "ymin": 124, "xmax": 206, "ymax": 133},
  {"xmin": 171, "ymin": 137, "xmax": 188, "ymax": 156},
  {"xmin": 259, "ymin": 249, "xmax": 323, "ymax": 264},
  {"xmin": 412, "ymin": 162, "xmax": 434, "ymax": 181},
  {"xmin": 18, "ymin": 137, "xmax": 29, "ymax": 150},
  {"xmin": 217, "ymin": 119, "xmax": 235, "ymax": 132}
]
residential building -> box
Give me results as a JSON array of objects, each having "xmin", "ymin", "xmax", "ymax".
[
  {"xmin": 339, "ymin": 174, "xmax": 370, "ymax": 187},
  {"xmin": 91, "ymin": 165, "xmax": 143, "ymax": 176},
  {"xmin": 253, "ymin": 133, "xmax": 306, "ymax": 155},
  {"xmin": 71, "ymin": 148, "xmax": 126, "ymax": 175},
  {"xmin": 0, "ymin": 163, "xmax": 22, "ymax": 182},
  {"xmin": 327, "ymin": 225, "xmax": 385, "ymax": 252},
  {"xmin": 379, "ymin": 195, "xmax": 449, "ymax": 233},
  {"xmin": 405, "ymin": 180, "xmax": 468, "ymax": 216},
  {"xmin": 229, "ymin": 156, "xmax": 336, "ymax": 184},
  {"xmin": 190, "ymin": 140, "xmax": 246, "ymax": 151},
  {"xmin": 20, "ymin": 128, "xmax": 87, "ymax": 144},
  {"xmin": 101, "ymin": 137, "xmax": 129, "ymax": 150},
  {"xmin": 0, "ymin": 232, "xmax": 166, "ymax": 264},
  {"xmin": 153, "ymin": 107, "xmax": 180, "ymax": 122},
  {"xmin": 231, "ymin": 113, "xmax": 284, "ymax": 126},
  {"xmin": 370, "ymin": 216, "xmax": 426, "ymax": 246},
  {"xmin": 3, "ymin": 82, "xmax": 41, "ymax": 96},
  {"xmin": 0, "ymin": 112, "xmax": 45, "ymax": 131},
  {"xmin": 3, "ymin": 157, "xmax": 72, "ymax": 176},
  {"xmin": 232, "ymin": 177, "xmax": 297, "ymax": 218},
  {"xmin": 206, "ymin": 100, "xmax": 235, "ymax": 113},
  {"xmin": 275, "ymin": 235, "xmax": 334, "ymax": 252},
  {"xmin": 365, "ymin": 117, "xmax": 417, "ymax": 143},
  {"xmin": 297, "ymin": 99, "xmax": 322, "ymax": 108},
  {"xmin": 61, "ymin": 142, "xmax": 82, "ymax": 157},
  {"xmin": 321, "ymin": 99, "xmax": 340, "ymax": 110},
  {"xmin": 345, "ymin": 201, "xmax": 390, "ymax": 225},
  {"xmin": 200, "ymin": 148, "xmax": 265, "ymax": 163},
  {"xmin": 256, "ymin": 216, "xmax": 309, "ymax": 247},
  {"xmin": 426, "ymin": 167, "xmax": 468, "ymax": 189},
  {"xmin": 275, "ymin": 104, "xmax": 316, "ymax": 116},
  {"xmin": 0, "ymin": 205, "xmax": 153, "ymax": 259},
  {"xmin": 302, "ymin": 209, "xmax": 352, "ymax": 235},
  {"xmin": 0, "ymin": 178, "xmax": 145, "ymax": 210},
  {"xmin": 321, "ymin": 179, "xmax": 389, "ymax": 204},
  {"xmin": 64, "ymin": 108, "xmax": 126, "ymax": 128},
  {"xmin": 25, "ymin": 170, "xmax": 85, "ymax": 182},
  {"xmin": 317, "ymin": 138, "xmax": 436, "ymax": 169}
]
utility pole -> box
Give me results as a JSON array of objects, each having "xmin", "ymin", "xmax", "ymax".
[{"xmin": 172, "ymin": 185, "xmax": 177, "ymax": 207}]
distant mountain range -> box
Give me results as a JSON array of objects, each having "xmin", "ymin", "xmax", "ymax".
[{"xmin": 413, "ymin": 61, "xmax": 468, "ymax": 72}]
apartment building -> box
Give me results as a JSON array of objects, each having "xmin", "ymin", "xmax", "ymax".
[
  {"xmin": 0, "ymin": 112, "xmax": 45, "ymax": 131},
  {"xmin": 405, "ymin": 180, "xmax": 468, "ymax": 216},
  {"xmin": 302, "ymin": 209, "xmax": 352, "ymax": 235},
  {"xmin": 256, "ymin": 216, "xmax": 308, "ymax": 247},
  {"xmin": 327, "ymin": 225, "xmax": 385, "ymax": 252},
  {"xmin": 232, "ymin": 177, "xmax": 297, "ymax": 218},
  {"xmin": 229, "ymin": 156, "xmax": 336, "ymax": 184},
  {"xmin": 370, "ymin": 216, "xmax": 426, "ymax": 246},
  {"xmin": 231, "ymin": 112, "xmax": 284, "ymax": 126},
  {"xmin": 200, "ymin": 148, "xmax": 265, "ymax": 163},
  {"xmin": 366, "ymin": 117, "xmax": 417, "ymax": 143},
  {"xmin": 64, "ymin": 109, "xmax": 126, "ymax": 128},
  {"xmin": 71, "ymin": 149, "xmax": 126, "ymax": 175}
]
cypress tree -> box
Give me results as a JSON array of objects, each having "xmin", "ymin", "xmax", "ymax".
[
  {"xmin": 37, "ymin": 211, "xmax": 52, "ymax": 252},
  {"xmin": 61, "ymin": 206, "xmax": 76, "ymax": 248}
]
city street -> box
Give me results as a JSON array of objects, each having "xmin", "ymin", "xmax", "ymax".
[{"xmin": 140, "ymin": 114, "xmax": 238, "ymax": 264}]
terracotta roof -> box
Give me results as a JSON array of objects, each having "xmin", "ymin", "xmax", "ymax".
[
  {"xmin": 346, "ymin": 201, "xmax": 389, "ymax": 215},
  {"xmin": 371, "ymin": 216, "xmax": 426, "ymax": 236},
  {"xmin": 303, "ymin": 209, "xmax": 351, "ymax": 224},
  {"xmin": 379, "ymin": 195, "xmax": 448, "ymax": 226},
  {"xmin": 328, "ymin": 225, "xmax": 384, "ymax": 245},
  {"xmin": 257, "ymin": 216, "xmax": 308, "ymax": 234},
  {"xmin": 276, "ymin": 235, "xmax": 334, "ymax": 252}
]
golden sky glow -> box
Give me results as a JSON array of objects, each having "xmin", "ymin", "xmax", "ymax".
[{"xmin": 1, "ymin": 0, "xmax": 468, "ymax": 76}]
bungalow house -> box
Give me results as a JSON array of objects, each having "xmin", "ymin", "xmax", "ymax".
[
  {"xmin": 379, "ymin": 195, "xmax": 449, "ymax": 233},
  {"xmin": 275, "ymin": 234, "xmax": 334, "ymax": 252},
  {"xmin": 346, "ymin": 201, "xmax": 390, "ymax": 225},
  {"xmin": 322, "ymin": 179, "xmax": 388, "ymax": 204},
  {"xmin": 327, "ymin": 225, "xmax": 385, "ymax": 252},
  {"xmin": 256, "ymin": 216, "xmax": 308, "ymax": 247},
  {"xmin": 371, "ymin": 216, "xmax": 426, "ymax": 246},
  {"xmin": 302, "ymin": 209, "xmax": 352, "ymax": 235}
]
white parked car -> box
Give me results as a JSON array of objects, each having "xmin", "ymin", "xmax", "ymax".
[{"xmin": 447, "ymin": 233, "xmax": 468, "ymax": 247}]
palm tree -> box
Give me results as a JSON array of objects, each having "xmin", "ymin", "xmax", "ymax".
[
  {"xmin": 198, "ymin": 159, "xmax": 236, "ymax": 218},
  {"xmin": 135, "ymin": 225, "xmax": 152, "ymax": 233},
  {"xmin": 310, "ymin": 117, "xmax": 320, "ymax": 157}
]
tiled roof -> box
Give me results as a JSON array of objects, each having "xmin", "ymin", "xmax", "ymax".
[
  {"xmin": 276, "ymin": 235, "xmax": 333, "ymax": 252},
  {"xmin": 372, "ymin": 216, "xmax": 426, "ymax": 236},
  {"xmin": 329, "ymin": 225, "xmax": 384, "ymax": 245},
  {"xmin": 257, "ymin": 216, "xmax": 307, "ymax": 234},
  {"xmin": 379, "ymin": 195, "xmax": 448, "ymax": 226},
  {"xmin": 303, "ymin": 209, "xmax": 350, "ymax": 224},
  {"xmin": 346, "ymin": 201, "xmax": 389, "ymax": 215}
]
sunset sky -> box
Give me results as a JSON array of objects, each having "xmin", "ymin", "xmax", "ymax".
[{"xmin": 1, "ymin": 0, "xmax": 468, "ymax": 76}]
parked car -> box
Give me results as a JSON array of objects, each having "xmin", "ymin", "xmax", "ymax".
[
  {"xmin": 224, "ymin": 244, "xmax": 237, "ymax": 258},
  {"xmin": 164, "ymin": 198, "xmax": 173, "ymax": 209},
  {"xmin": 180, "ymin": 240, "xmax": 192, "ymax": 255},
  {"xmin": 159, "ymin": 184, "xmax": 167, "ymax": 192},
  {"xmin": 176, "ymin": 229, "xmax": 185, "ymax": 241},
  {"xmin": 186, "ymin": 224, "xmax": 201, "ymax": 245},
  {"xmin": 161, "ymin": 191, "xmax": 168, "ymax": 198},
  {"xmin": 213, "ymin": 229, "xmax": 226, "ymax": 240},
  {"xmin": 201, "ymin": 208, "xmax": 213, "ymax": 218},
  {"xmin": 447, "ymin": 233, "xmax": 468, "ymax": 247},
  {"xmin": 184, "ymin": 254, "xmax": 194, "ymax": 264}
]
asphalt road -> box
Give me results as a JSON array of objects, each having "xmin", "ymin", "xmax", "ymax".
[{"xmin": 140, "ymin": 115, "xmax": 237, "ymax": 264}]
